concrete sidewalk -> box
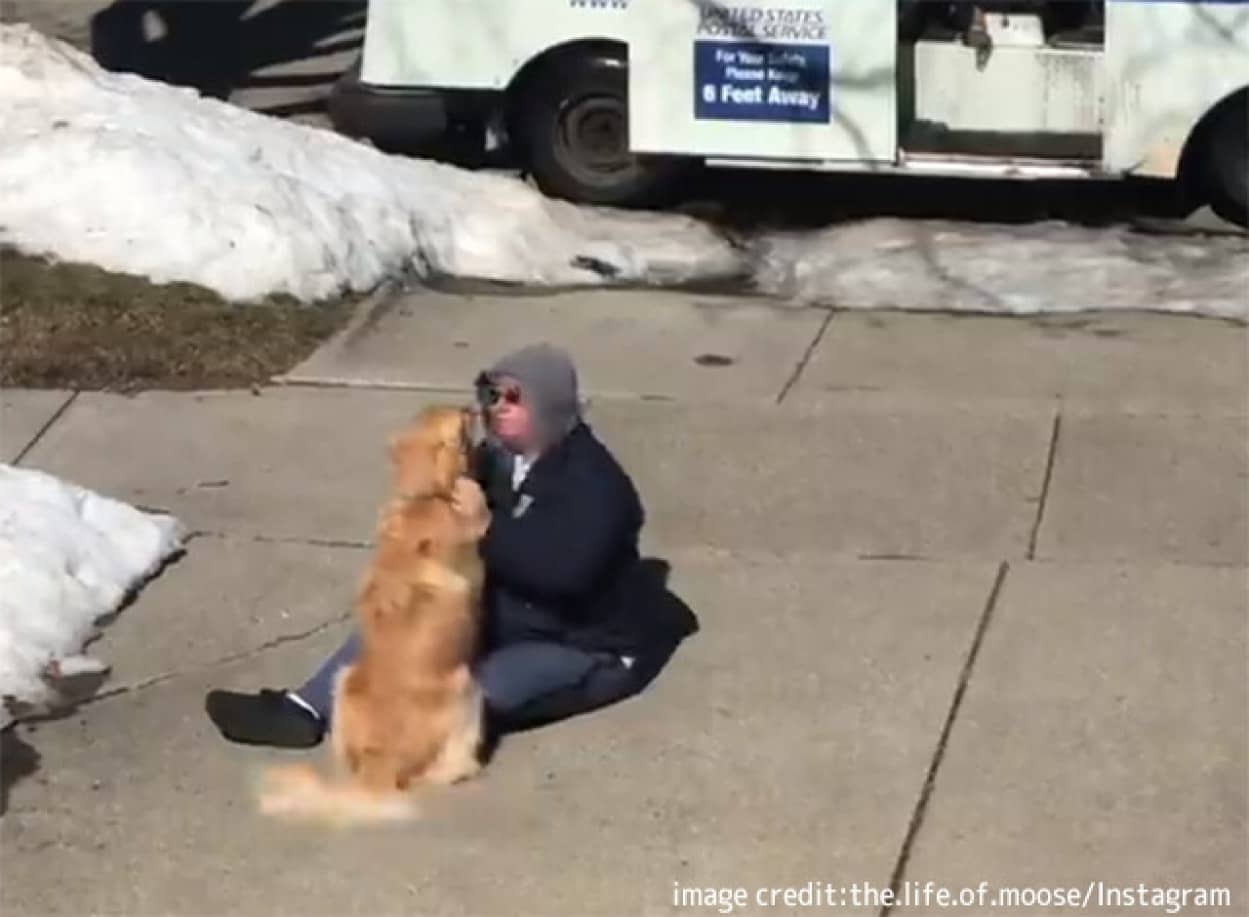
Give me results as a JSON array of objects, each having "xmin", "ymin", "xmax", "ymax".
[{"xmin": 1, "ymin": 290, "xmax": 1245, "ymax": 917}]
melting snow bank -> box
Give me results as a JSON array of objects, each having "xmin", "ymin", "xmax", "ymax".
[
  {"xmin": 0, "ymin": 465, "xmax": 185, "ymax": 728},
  {"xmin": 0, "ymin": 23, "xmax": 1245, "ymax": 318},
  {"xmin": 0, "ymin": 24, "xmax": 744, "ymax": 302},
  {"xmin": 751, "ymin": 219, "xmax": 1249, "ymax": 321}
]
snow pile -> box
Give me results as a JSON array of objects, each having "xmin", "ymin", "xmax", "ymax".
[
  {"xmin": 752, "ymin": 218, "xmax": 1249, "ymax": 320},
  {"xmin": 0, "ymin": 465, "xmax": 185, "ymax": 728},
  {"xmin": 0, "ymin": 23, "xmax": 744, "ymax": 302},
  {"xmin": 1, "ymin": 23, "xmax": 1244, "ymax": 318}
]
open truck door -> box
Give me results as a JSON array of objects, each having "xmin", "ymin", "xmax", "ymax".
[{"xmin": 626, "ymin": 0, "xmax": 898, "ymax": 164}]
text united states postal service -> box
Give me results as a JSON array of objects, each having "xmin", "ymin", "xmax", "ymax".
[{"xmin": 693, "ymin": 4, "xmax": 832, "ymax": 124}]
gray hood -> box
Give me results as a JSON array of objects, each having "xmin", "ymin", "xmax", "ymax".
[{"xmin": 481, "ymin": 343, "xmax": 581, "ymax": 448}]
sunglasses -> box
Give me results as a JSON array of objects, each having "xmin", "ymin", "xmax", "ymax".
[{"xmin": 474, "ymin": 373, "xmax": 522, "ymax": 408}]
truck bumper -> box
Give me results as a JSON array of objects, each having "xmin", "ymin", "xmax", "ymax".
[{"xmin": 328, "ymin": 66, "xmax": 499, "ymax": 156}]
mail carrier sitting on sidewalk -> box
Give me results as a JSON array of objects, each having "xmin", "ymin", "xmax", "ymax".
[
  {"xmin": 329, "ymin": 0, "xmax": 1247, "ymax": 226},
  {"xmin": 206, "ymin": 344, "xmax": 691, "ymax": 748}
]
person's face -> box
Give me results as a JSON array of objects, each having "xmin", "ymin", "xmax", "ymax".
[{"xmin": 485, "ymin": 376, "xmax": 534, "ymax": 452}]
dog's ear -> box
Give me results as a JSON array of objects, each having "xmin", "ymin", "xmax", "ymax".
[
  {"xmin": 461, "ymin": 406, "xmax": 479, "ymax": 446},
  {"xmin": 428, "ymin": 410, "xmax": 468, "ymax": 494},
  {"xmin": 430, "ymin": 438, "xmax": 461, "ymax": 494},
  {"xmin": 386, "ymin": 430, "xmax": 404, "ymax": 468},
  {"xmin": 388, "ymin": 424, "xmax": 435, "ymax": 496},
  {"xmin": 358, "ymin": 577, "xmax": 397, "ymax": 630},
  {"xmin": 387, "ymin": 425, "xmax": 417, "ymax": 476}
]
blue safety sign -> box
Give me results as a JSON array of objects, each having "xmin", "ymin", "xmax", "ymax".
[{"xmin": 693, "ymin": 39, "xmax": 831, "ymax": 123}]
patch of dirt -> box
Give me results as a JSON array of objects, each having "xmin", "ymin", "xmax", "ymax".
[{"xmin": 0, "ymin": 248, "xmax": 354, "ymax": 391}]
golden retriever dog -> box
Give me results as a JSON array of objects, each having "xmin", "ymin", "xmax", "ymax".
[{"xmin": 257, "ymin": 406, "xmax": 490, "ymax": 825}]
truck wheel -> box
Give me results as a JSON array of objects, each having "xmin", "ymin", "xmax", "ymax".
[
  {"xmin": 1201, "ymin": 95, "xmax": 1248, "ymax": 228},
  {"xmin": 515, "ymin": 49, "xmax": 684, "ymax": 207}
]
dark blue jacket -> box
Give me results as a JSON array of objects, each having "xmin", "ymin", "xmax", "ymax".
[{"xmin": 473, "ymin": 422, "xmax": 650, "ymax": 654}]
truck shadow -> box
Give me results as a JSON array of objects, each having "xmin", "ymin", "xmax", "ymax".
[
  {"xmin": 676, "ymin": 168, "xmax": 1206, "ymax": 233},
  {"xmin": 89, "ymin": 0, "xmax": 363, "ymax": 114}
]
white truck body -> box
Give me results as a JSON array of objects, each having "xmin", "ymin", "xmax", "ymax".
[{"xmin": 346, "ymin": 0, "xmax": 1248, "ymax": 197}]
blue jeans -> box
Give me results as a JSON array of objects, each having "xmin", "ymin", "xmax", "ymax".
[{"xmin": 296, "ymin": 632, "xmax": 641, "ymax": 730}]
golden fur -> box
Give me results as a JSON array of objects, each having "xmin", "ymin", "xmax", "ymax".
[{"xmin": 257, "ymin": 406, "xmax": 490, "ymax": 825}]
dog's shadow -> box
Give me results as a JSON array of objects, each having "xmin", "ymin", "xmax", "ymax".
[{"xmin": 481, "ymin": 557, "xmax": 699, "ymax": 755}]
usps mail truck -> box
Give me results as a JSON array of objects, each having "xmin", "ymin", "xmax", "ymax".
[{"xmin": 329, "ymin": 0, "xmax": 1248, "ymax": 226}]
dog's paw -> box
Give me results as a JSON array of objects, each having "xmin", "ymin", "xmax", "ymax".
[
  {"xmin": 451, "ymin": 478, "xmax": 491, "ymax": 537},
  {"xmin": 468, "ymin": 509, "xmax": 492, "ymax": 540},
  {"xmin": 426, "ymin": 756, "xmax": 482, "ymax": 786}
]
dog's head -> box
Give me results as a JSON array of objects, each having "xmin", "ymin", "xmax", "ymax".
[{"xmin": 387, "ymin": 405, "xmax": 475, "ymax": 498}]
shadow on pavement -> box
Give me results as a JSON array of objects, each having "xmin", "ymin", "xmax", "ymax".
[
  {"xmin": 0, "ymin": 728, "xmax": 41, "ymax": 816},
  {"xmin": 0, "ymin": 549, "xmax": 188, "ymax": 784},
  {"xmin": 630, "ymin": 556, "xmax": 702, "ymax": 680},
  {"xmin": 483, "ymin": 557, "xmax": 700, "ymax": 754},
  {"xmin": 89, "ymin": 0, "xmax": 363, "ymax": 112}
]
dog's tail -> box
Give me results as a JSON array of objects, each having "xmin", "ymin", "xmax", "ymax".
[{"xmin": 256, "ymin": 764, "xmax": 416, "ymax": 826}]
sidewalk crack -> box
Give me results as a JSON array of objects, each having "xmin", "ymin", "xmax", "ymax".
[
  {"xmin": 775, "ymin": 309, "xmax": 835, "ymax": 405},
  {"xmin": 1027, "ymin": 411, "xmax": 1063, "ymax": 560},
  {"xmin": 71, "ymin": 610, "xmax": 353, "ymax": 709},
  {"xmin": 188, "ymin": 530, "xmax": 373, "ymax": 550},
  {"xmin": 13, "ymin": 391, "xmax": 79, "ymax": 466},
  {"xmin": 881, "ymin": 560, "xmax": 1009, "ymax": 917}
]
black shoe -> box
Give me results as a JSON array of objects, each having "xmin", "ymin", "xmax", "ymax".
[{"xmin": 204, "ymin": 689, "xmax": 324, "ymax": 748}]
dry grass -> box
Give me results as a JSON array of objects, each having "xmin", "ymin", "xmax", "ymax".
[{"xmin": 0, "ymin": 248, "xmax": 353, "ymax": 391}]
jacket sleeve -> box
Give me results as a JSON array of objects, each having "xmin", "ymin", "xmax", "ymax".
[
  {"xmin": 481, "ymin": 465, "xmax": 638, "ymax": 601},
  {"xmin": 469, "ymin": 442, "xmax": 491, "ymax": 486},
  {"xmin": 469, "ymin": 441, "xmax": 501, "ymax": 506}
]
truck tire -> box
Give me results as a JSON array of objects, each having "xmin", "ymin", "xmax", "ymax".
[
  {"xmin": 514, "ymin": 48, "xmax": 685, "ymax": 207},
  {"xmin": 1201, "ymin": 95, "xmax": 1248, "ymax": 228}
]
